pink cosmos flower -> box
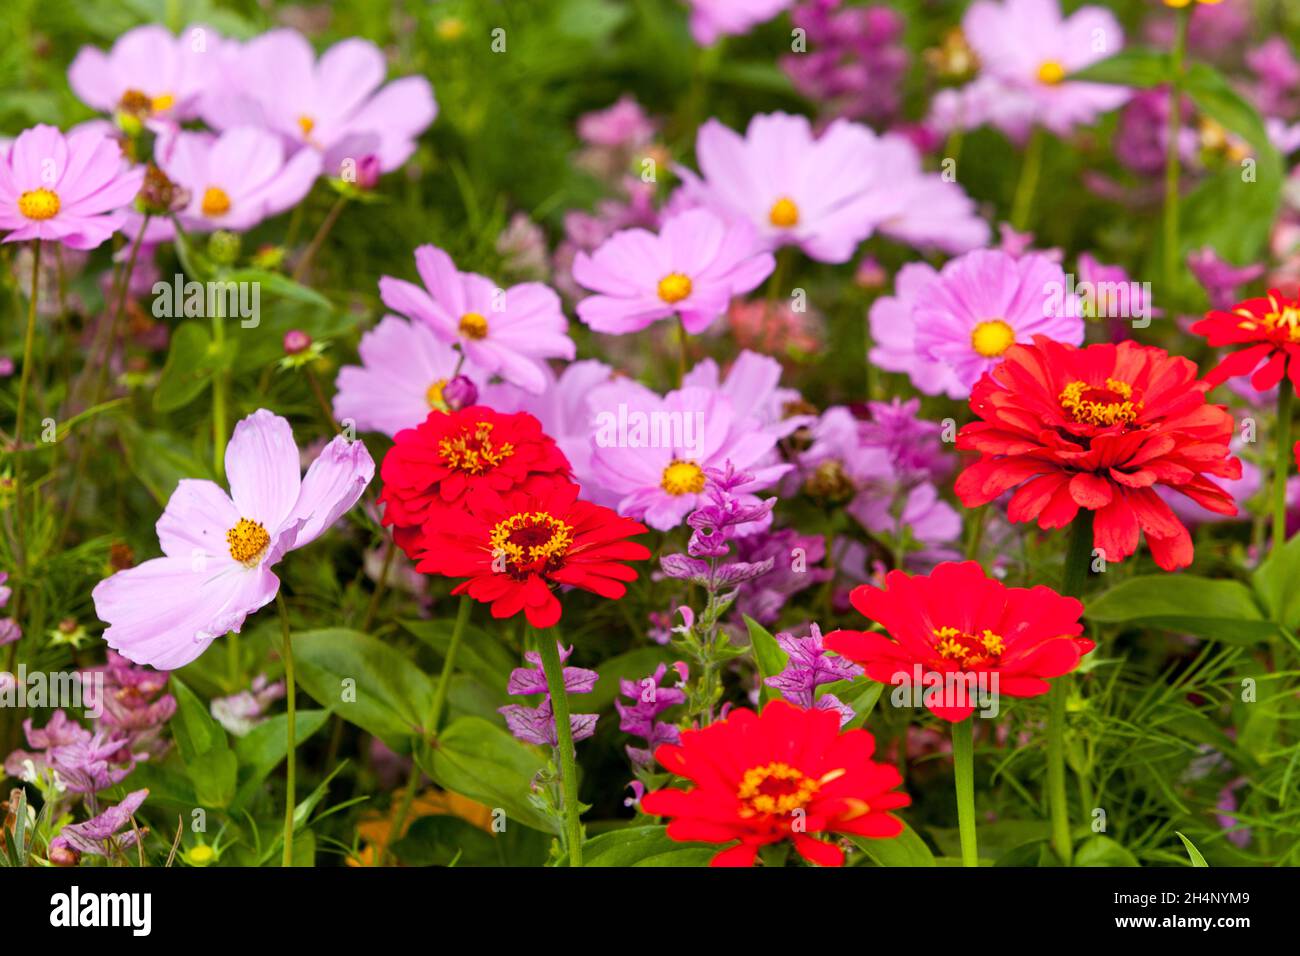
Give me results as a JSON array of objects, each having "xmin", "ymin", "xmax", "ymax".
[
  {"xmin": 674, "ymin": 112, "xmax": 987, "ymax": 264},
  {"xmin": 203, "ymin": 29, "xmax": 436, "ymax": 175},
  {"xmin": 332, "ymin": 315, "xmax": 486, "ymax": 438},
  {"xmin": 963, "ymin": 0, "xmax": 1130, "ymax": 136},
  {"xmin": 130, "ymin": 127, "xmax": 320, "ymax": 243},
  {"xmin": 0, "ymin": 125, "xmax": 143, "ymax": 249},
  {"xmin": 681, "ymin": 349, "xmax": 809, "ymax": 440},
  {"xmin": 870, "ymin": 250, "xmax": 1084, "ymax": 398},
  {"xmin": 586, "ymin": 382, "xmax": 790, "ymax": 530},
  {"xmin": 573, "ymin": 209, "xmax": 774, "ymax": 335},
  {"xmin": 686, "ymin": 0, "xmax": 793, "ymax": 46},
  {"xmin": 92, "ymin": 410, "xmax": 374, "ymax": 670},
  {"xmin": 69, "ymin": 24, "xmax": 224, "ymax": 123},
  {"xmin": 379, "ymin": 244, "xmax": 575, "ymax": 394}
]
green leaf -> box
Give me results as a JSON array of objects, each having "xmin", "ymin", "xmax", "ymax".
[
  {"xmin": 1251, "ymin": 532, "xmax": 1300, "ymax": 629},
  {"xmin": 392, "ymin": 816, "xmax": 500, "ymax": 867},
  {"xmin": 118, "ymin": 421, "xmax": 213, "ymax": 505},
  {"xmin": 1066, "ymin": 48, "xmax": 1172, "ymax": 87},
  {"xmin": 292, "ymin": 628, "xmax": 433, "ymax": 751},
  {"xmin": 223, "ymin": 268, "xmax": 332, "ymax": 311},
  {"xmin": 231, "ymin": 710, "xmax": 329, "ymax": 810},
  {"xmin": 1075, "ymin": 835, "xmax": 1140, "ymax": 867},
  {"xmin": 1084, "ymin": 575, "xmax": 1275, "ymax": 643},
  {"xmin": 1175, "ymin": 831, "xmax": 1210, "ymax": 867},
  {"xmin": 154, "ymin": 321, "xmax": 228, "ymax": 412},
  {"xmin": 838, "ymin": 681, "xmax": 885, "ymax": 730},
  {"xmin": 849, "ymin": 822, "xmax": 936, "ymax": 867},
  {"xmin": 572, "ymin": 825, "xmax": 714, "ymax": 867},
  {"xmin": 170, "ymin": 676, "xmax": 227, "ymax": 762},
  {"xmin": 402, "ymin": 618, "xmax": 516, "ymax": 692},
  {"xmin": 744, "ymin": 615, "xmax": 787, "ymax": 706},
  {"xmin": 186, "ymin": 748, "xmax": 238, "ymax": 808},
  {"xmin": 416, "ymin": 716, "xmax": 555, "ymax": 834}
]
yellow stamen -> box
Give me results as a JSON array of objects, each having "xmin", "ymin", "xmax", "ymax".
[
  {"xmin": 426, "ymin": 378, "xmax": 448, "ymax": 410},
  {"xmin": 226, "ymin": 518, "xmax": 271, "ymax": 566},
  {"xmin": 151, "ymin": 92, "xmax": 176, "ymax": 112},
  {"xmin": 1237, "ymin": 292, "xmax": 1300, "ymax": 342},
  {"xmin": 933, "ymin": 625, "xmax": 1006, "ymax": 667},
  {"xmin": 438, "ymin": 421, "xmax": 514, "ymax": 474},
  {"xmin": 1037, "ymin": 60, "xmax": 1066, "ymax": 85},
  {"xmin": 657, "ymin": 272, "xmax": 693, "ymax": 304},
  {"xmin": 768, "ymin": 196, "xmax": 799, "ymax": 228},
  {"xmin": 970, "ymin": 318, "xmax": 1015, "ymax": 358},
  {"xmin": 298, "ymin": 115, "xmax": 315, "ymax": 137},
  {"xmin": 661, "ymin": 459, "xmax": 705, "ymax": 496},
  {"xmin": 18, "ymin": 188, "xmax": 60, "ymax": 221},
  {"xmin": 458, "ymin": 312, "xmax": 489, "ymax": 340},
  {"xmin": 201, "ymin": 186, "xmax": 232, "ymax": 217},
  {"xmin": 488, "ymin": 511, "xmax": 573, "ymax": 573},
  {"xmin": 1059, "ymin": 378, "xmax": 1141, "ymax": 427},
  {"xmin": 737, "ymin": 762, "xmax": 820, "ymax": 817}
]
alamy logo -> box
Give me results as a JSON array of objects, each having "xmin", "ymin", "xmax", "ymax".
[
  {"xmin": 593, "ymin": 403, "xmax": 705, "ymax": 456},
  {"xmin": 0, "ymin": 666, "xmax": 103, "ymax": 719},
  {"xmin": 889, "ymin": 665, "xmax": 1001, "ymax": 718},
  {"xmin": 50, "ymin": 886, "xmax": 151, "ymax": 936},
  {"xmin": 152, "ymin": 274, "xmax": 260, "ymax": 327}
]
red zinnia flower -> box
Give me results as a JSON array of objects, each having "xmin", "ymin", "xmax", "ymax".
[
  {"xmin": 824, "ymin": 562, "xmax": 1092, "ymax": 722},
  {"xmin": 379, "ymin": 406, "xmax": 571, "ymax": 556},
  {"xmin": 413, "ymin": 477, "xmax": 650, "ymax": 627},
  {"xmin": 640, "ymin": 701, "xmax": 909, "ymax": 867},
  {"xmin": 954, "ymin": 338, "xmax": 1240, "ymax": 570},
  {"xmin": 1190, "ymin": 289, "xmax": 1300, "ymax": 391}
]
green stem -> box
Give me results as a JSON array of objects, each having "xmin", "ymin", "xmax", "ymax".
[
  {"xmin": 952, "ymin": 717, "xmax": 978, "ymax": 867},
  {"xmin": 1010, "ymin": 127, "xmax": 1045, "ymax": 232},
  {"xmin": 277, "ymin": 592, "xmax": 297, "ymax": 867},
  {"xmin": 1273, "ymin": 379, "xmax": 1293, "ymax": 550},
  {"xmin": 538, "ymin": 634, "xmax": 583, "ymax": 866},
  {"xmin": 1048, "ymin": 511, "xmax": 1094, "ymax": 866},
  {"xmin": 211, "ymin": 309, "xmax": 228, "ymax": 480},
  {"xmin": 677, "ymin": 318, "xmax": 689, "ymax": 388},
  {"xmin": 1163, "ymin": 8, "xmax": 1190, "ymax": 301},
  {"xmin": 292, "ymin": 195, "xmax": 348, "ymax": 283},
  {"xmin": 362, "ymin": 542, "xmax": 397, "ymax": 633},
  {"xmin": 12, "ymin": 241, "xmax": 41, "ymax": 579},
  {"xmin": 380, "ymin": 593, "xmax": 471, "ymax": 865}
]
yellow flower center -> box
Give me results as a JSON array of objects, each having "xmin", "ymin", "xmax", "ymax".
[
  {"xmin": 657, "ymin": 272, "xmax": 693, "ymax": 304},
  {"xmin": 201, "ymin": 186, "xmax": 232, "ymax": 217},
  {"xmin": 458, "ymin": 312, "xmax": 489, "ymax": 340},
  {"xmin": 226, "ymin": 518, "xmax": 271, "ymax": 566},
  {"xmin": 1059, "ymin": 378, "xmax": 1141, "ymax": 427},
  {"xmin": 488, "ymin": 511, "xmax": 573, "ymax": 575},
  {"xmin": 438, "ymin": 421, "xmax": 514, "ymax": 475},
  {"xmin": 1037, "ymin": 60, "xmax": 1066, "ymax": 84},
  {"xmin": 737, "ymin": 762, "xmax": 835, "ymax": 818},
  {"xmin": 188, "ymin": 845, "xmax": 215, "ymax": 865},
  {"xmin": 426, "ymin": 378, "xmax": 448, "ymax": 410},
  {"xmin": 933, "ymin": 625, "xmax": 1006, "ymax": 668},
  {"xmin": 768, "ymin": 196, "xmax": 800, "ymax": 228},
  {"xmin": 151, "ymin": 92, "xmax": 176, "ymax": 112},
  {"xmin": 17, "ymin": 188, "xmax": 60, "ymax": 221},
  {"xmin": 970, "ymin": 318, "xmax": 1015, "ymax": 358},
  {"xmin": 661, "ymin": 459, "xmax": 705, "ymax": 496},
  {"xmin": 298, "ymin": 115, "xmax": 316, "ymax": 137},
  {"xmin": 1236, "ymin": 292, "xmax": 1300, "ymax": 342}
]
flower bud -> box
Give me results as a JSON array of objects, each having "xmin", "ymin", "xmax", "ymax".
[
  {"xmin": 442, "ymin": 375, "xmax": 478, "ymax": 411},
  {"xmin": 283, "ymin": 330, "xmax": 312, "ymax": 356}
]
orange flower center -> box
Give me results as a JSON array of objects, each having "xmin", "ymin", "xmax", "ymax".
[
  {"xmin": 933, "ymin": 625, "xmax": 1005, "ymax": 668},
  {"xmin": 488, "ymin": 511, "xmax": 573, "ymax": 574},
  {"xmin": 18, "ymin": 188, "xmax": 60, "ymax": 221},
  {"xmin": 298, "ymin": 115, "xmax": 316, "ymax": 137},
  {"xmin": 1059, "ymin": 378, "xmax": 1140, "ymax": 427},
  {"xmin": 1036, "ymin": 60, "xmax": 1066, "ymax": 85},
  {"xmin": 661, "ymin": 459, "xmax": 705, "ymax": 496},
  {"xmin": 226, "ymin": 518, "xmax": 271, "ymax": 566},
  {"xmin": 1236, "ymin": 294, "xmax": 1300, "ymax": 342},
  {"xmin": 119, "ymin": 89, "xmax": 174, "ymax": 114},
  {"xmin": 768, "ymin": 197, "xmax": 800, "ymax": 228},
  {"xmin": 201, "ymin": 186, "xmax": 232, "ymax": 217},
  {"xmin": 657, "ymin": 272, "xmax": 693, "ymax": 303},
  {"xmin": 970, "ymin": 319, "xmax": 1015, "ymax": 358},
  {"xmin": 426, "ymin": 378, "xmax": 448, "ymax": 410},
  {"xmin": 458, "ymin": 312, "xmax": 489, "ymax": 340},
  {"xmin": 737, "ymin": 762, "xmax": 842, "ymax": 818},
  {"xmin": 438, "ymin": 421, "xmax": 514, "ymax": 474}
]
